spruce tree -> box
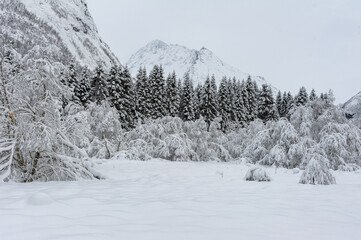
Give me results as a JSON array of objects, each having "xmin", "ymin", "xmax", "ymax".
[
  {"xmin": 148, "ymin": 65, "xmax": 166, "ymax": 119},
  {"xmin": 276, "ymin": 90, "xmax": 283, "ymax": 117},
  {"xmin": 165, "ymin": 71, "xmax": 180, "ymax": 117},
  {"xmin": 194, "ymin": 83, "xmax": 203, "ymax": 120},
  {"xmin": 90, "ymin": 66, "xmax": 108, "ymax": 104},
  {"xmin": 117, "ymin": 67, "xmax": 136, "ymax": 129},
  {"xmin": 309, "ymin": 89, "xmax": 318, "ymax": 101},
  {"xmin": 107, "ymin": 66, "xmax": 122, "ymax": 108},
  {"xmin": 201, "ymin": 75, "xmax": 218, "ymax": 131},
  {"xmin": 73, "ymin": 67, "xmax": 91, "ymax": 107},
  {"xmin": 180, "ymin": 73, "xmax": 196, "ymax": 121},
  {"xmin": 280, "ymin": 91, "xmax": 288, "ymax": 118},
  {"xmin": 135, "ymin": 67, "xmax": 150, "ymax": 120},
  {"xmin": 234, "ymin": 79, "xmax": 247, "ymax": 127},
  {"xmin": 258, "ymin": 84, "xmax": 278, "ymax": 122},
  {"xmin": 286, "ymin": 91, "xmax": 294, "ymax": 119},
  {"xmin": 295, "ymin": 86, "xmax": 308, "ymax": 106},
  {"xmin": 67, "ymin": 61, "xmax": 77, "ymax": 88},
  {"xmin": 218, "ymin": 77, "xmax": 230, "ymax": 132},
  {"xmin": 244, "ymin": 76, "xmax": 259, "ymax": 122}
]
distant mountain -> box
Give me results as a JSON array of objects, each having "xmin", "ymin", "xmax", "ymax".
[
  {"xmin": 127, "ymin": 40, "xmax": 275, "ymax": 89},
  {"xmin": 343, "ymin": 92, "xmax": 361, "ymax": 119},
  {"xmin": 1, "ymin": 0, "xmax": 119, "ymax": 69}
]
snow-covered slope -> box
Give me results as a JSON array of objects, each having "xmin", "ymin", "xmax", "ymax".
[
  {"xmin": 343, "ymin": 92, "xmax": 361, "ymax": 118},
  {"xmin": 127, "ymin": 40, "xmax": 274, "ymax": 88},
  {"xmin": 1, "ymin": 0, "xmax": 119, "ymax": 69}
]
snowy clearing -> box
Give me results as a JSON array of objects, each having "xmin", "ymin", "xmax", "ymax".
[{"xmin": 1, "ymin": 159, "xmax": 361, "ymax": 240}]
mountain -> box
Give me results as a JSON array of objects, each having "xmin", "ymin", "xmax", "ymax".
[
  {"xmin": 127, "ymin": 40, "xmax": 274, "ymax": 88},
  {"xmin": 343, "ymin": 92, "xmax": 361, "ymax": 119},
  {"xmin": 0, "ymin": 0, "xmax": 119, "ymax": 69}
]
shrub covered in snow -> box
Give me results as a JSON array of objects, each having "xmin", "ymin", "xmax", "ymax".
[
  {"xmin": 244, "ymin": 167, "xmax": 272, "ymax": 182},
  {"xmin": 299, "ymin": 152, "xmax": 336, "ymax": 185}
]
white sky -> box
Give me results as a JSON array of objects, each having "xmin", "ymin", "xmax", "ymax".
[{"xmin": 87, "ymin": 0, "xmax": 361, "ymax": 103}]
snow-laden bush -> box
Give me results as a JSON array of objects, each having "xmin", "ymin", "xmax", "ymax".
[
  {"xmin": 244, "ymin": 167, "xmax": 271, "ymax": 182},
  {"xmin": 121, "ymin": 117, "xmax": 230, "ymax": 162},
  {"xmin": 299, "ymin": 151, "xmax": 336, "ymax": 185}
]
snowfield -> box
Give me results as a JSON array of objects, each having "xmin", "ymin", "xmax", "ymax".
[{"xmin": 1, "ymin": 159, "xmax": 361, "ymax": 240}]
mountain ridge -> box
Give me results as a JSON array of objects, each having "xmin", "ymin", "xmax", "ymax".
[{"xmin": 127, "ymin": 40, "xmax": 275, "ymax": 90}]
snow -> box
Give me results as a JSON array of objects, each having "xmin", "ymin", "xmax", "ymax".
[
  {"xmin": 127, "ymin": 40, "xmax": 276, "ymax": 90},
  {"xmin": 19, "ymin": 0, "xmax": 119, "ymax": 69},
  {"xmin": 343, "ymin": 91, "xmax": 361, "ymax": 118},
  {"xmin": 1, "ymin": 159, "xmax": 361, "ymax": 240}
]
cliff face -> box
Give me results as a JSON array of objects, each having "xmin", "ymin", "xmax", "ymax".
[{"xmin": 1, "ymin": 0, "xmax": 119, "ymax": 69}]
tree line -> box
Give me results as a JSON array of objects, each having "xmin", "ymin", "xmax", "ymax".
[{"xmin": 62, "ymin": 63, "xmax": 331, "ymax": 132}]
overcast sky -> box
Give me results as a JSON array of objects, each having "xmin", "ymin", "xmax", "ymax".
[{"xmin": 87, "ymin": 0, "xmax": 361, "ymax": 103}]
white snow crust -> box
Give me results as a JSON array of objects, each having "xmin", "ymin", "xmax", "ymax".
[{"xmin": 1, "ymin": 159, "xmax": 360, "ymax": 240}]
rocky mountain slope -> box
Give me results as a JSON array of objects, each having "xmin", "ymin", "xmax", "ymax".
[
  {"xmin": 343, "ymin": 92, "xmax": 361, "ymax": 119},
  {"xmin": 127, "ymin": 40, "xmax": 274, "ymax": 88},
  {"xmin": 0, "ymin": 0, "xmax": 119, "ymax": 69}
]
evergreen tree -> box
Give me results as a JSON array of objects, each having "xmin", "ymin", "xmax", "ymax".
[
  {"xmin": 276, "ymin": 90, "xmax": 283, "ymax": 117},
  {"xmin": 73, "ymin": 67, "xmax": 91, "ymax": 107},
  {"xmin": 244, "ymin": 76, "xmax": 259, "ymax": 122},
  {"xmin": 165, "ymin": 71, "xmax": 180, "ymax": 117},
  {"xmin": 135, "ymin": 67, "xmax": 150, "ymax": 120},
  {"xmin": 227, "ymin": 78, "xmax": 236, "ymax": 122},
  {"xmin": 194, "ymin": 83, "xmax": 203, "ymax": 120},
  {"xmin": 258, "ymin": 84, "xmax": 278, "ymax": 122},
  {"xmin": 107, "ymin": 66, "xmax": 121, "ymax": 107},
  {"xmin": 180, "ymin": 73, "xmax": 196, "ymax": 121},
  {"xmin": 286, "ymin": 91, "xmax": 294, "ymax": 119},
  {"xmin": 234, "ymin": 79, "xmax": 247, "ymax": 127},
  {"xmin": 309, "ymin": 89, "xmax": 318, "ymax": 101},
  {"xmin": 201, "ymin": 75, "xmax": 218, "ymax": 131},
  {"xmin": 218, "ymin": 77, "xmax": 230, "ymax": 132},
  {"xmin": 148, "ymin": 65, "xmax": 166, "ymax": 119},
  {"xmin": 295, "ymin": 86, "xmax": 308, "ymax": 106},
  {"xmin": 67, "ymin": 61, "xmax": 77, "ymax": 88},
  {"xmin": 117, "ymin": 67, "xmax": 136, "ymax": 129},
  {"xmin": 90, "ymin": 66, "xmax": 108, "ymax": 104},
  {"xmin": 280, "ymin": 91, "xmax": 288, "ymax": 118}
]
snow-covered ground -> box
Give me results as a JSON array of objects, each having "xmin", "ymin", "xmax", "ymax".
[{"xmin": 1, "ymin": 159, "xmax": 361, "ymax": 240}]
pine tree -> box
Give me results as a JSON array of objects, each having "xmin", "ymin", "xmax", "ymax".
[
  {"xmin": 194, "ymin": 83, "xmax": 202, "ymax": 120},
  {"xmin": 286, "ymin": 92, "xmax": 294, "ymax": 119},
  {"xmin": 117, "ymin": 67, "xmax": 136, "ymax": 129},
  {"xmin": 107, "ymin": 66, "xmax": 122, "ymax": 108},
  {"xmin": 135, "ymin": 67, "xmax": 149, "ymax": 120},
  {"xmin": 90, "ymin": 66, "xmax": 108, "ymax": 104},
  {"xmin": 258, "ymin": 84, "xmax": 278, "ymax": 122},
  {"xmin": 73, "ymin": 67, "xmax": 91, "ymax": 107},
  {"xmin": 244, "ymin": 76, "xmax": 259, "ymax": 122},
  {"xmin": 280, "ymin": 91, "xmax": 288, "ymax": 118},
  {"xmin": 309, "ymin": 89, "xmax": 318, "ymax": 101},
  {"xmin": 201, "ymin": 75, "xmax": 218, "ymax": 131},
  {"xmin": 165, "ymin": 71, "xmax": 180, "ymax": 117},
  {"xmin": 67, "ymin": 61, "xmax": 77, "ymax": 88},
  {"xmin": 180, "ymin": 73, "xmax": 196, "ymax": 121},
  {"xmin": 295, "ymin": 86, "xmax": 308, "ymax": 106},
  {"xmin": 234, "ymin": 79, "xmax": 247, "ymax": 127},
  {"xmin": 218, "ymin": 77, "xmax": 230, "ymax": 132},
  {"xmin": 148, "ymin": 65, "xmax": 166, "ymax": 119},
  {"xmin": 276, "ymin": 91, "xmax": 282, "ymax": 117},
  {"xmin": 227, "ymin": 78, "xmax": 236, "ymax": 122}
]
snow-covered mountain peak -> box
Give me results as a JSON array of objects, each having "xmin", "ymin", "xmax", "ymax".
[
  {"xmin": 127, "ymin": 40, "xmax": 275, "ymax": 90},
  {"xmin": 146, "ymin": 39, "xmax": 168, "ymax": 50}
]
